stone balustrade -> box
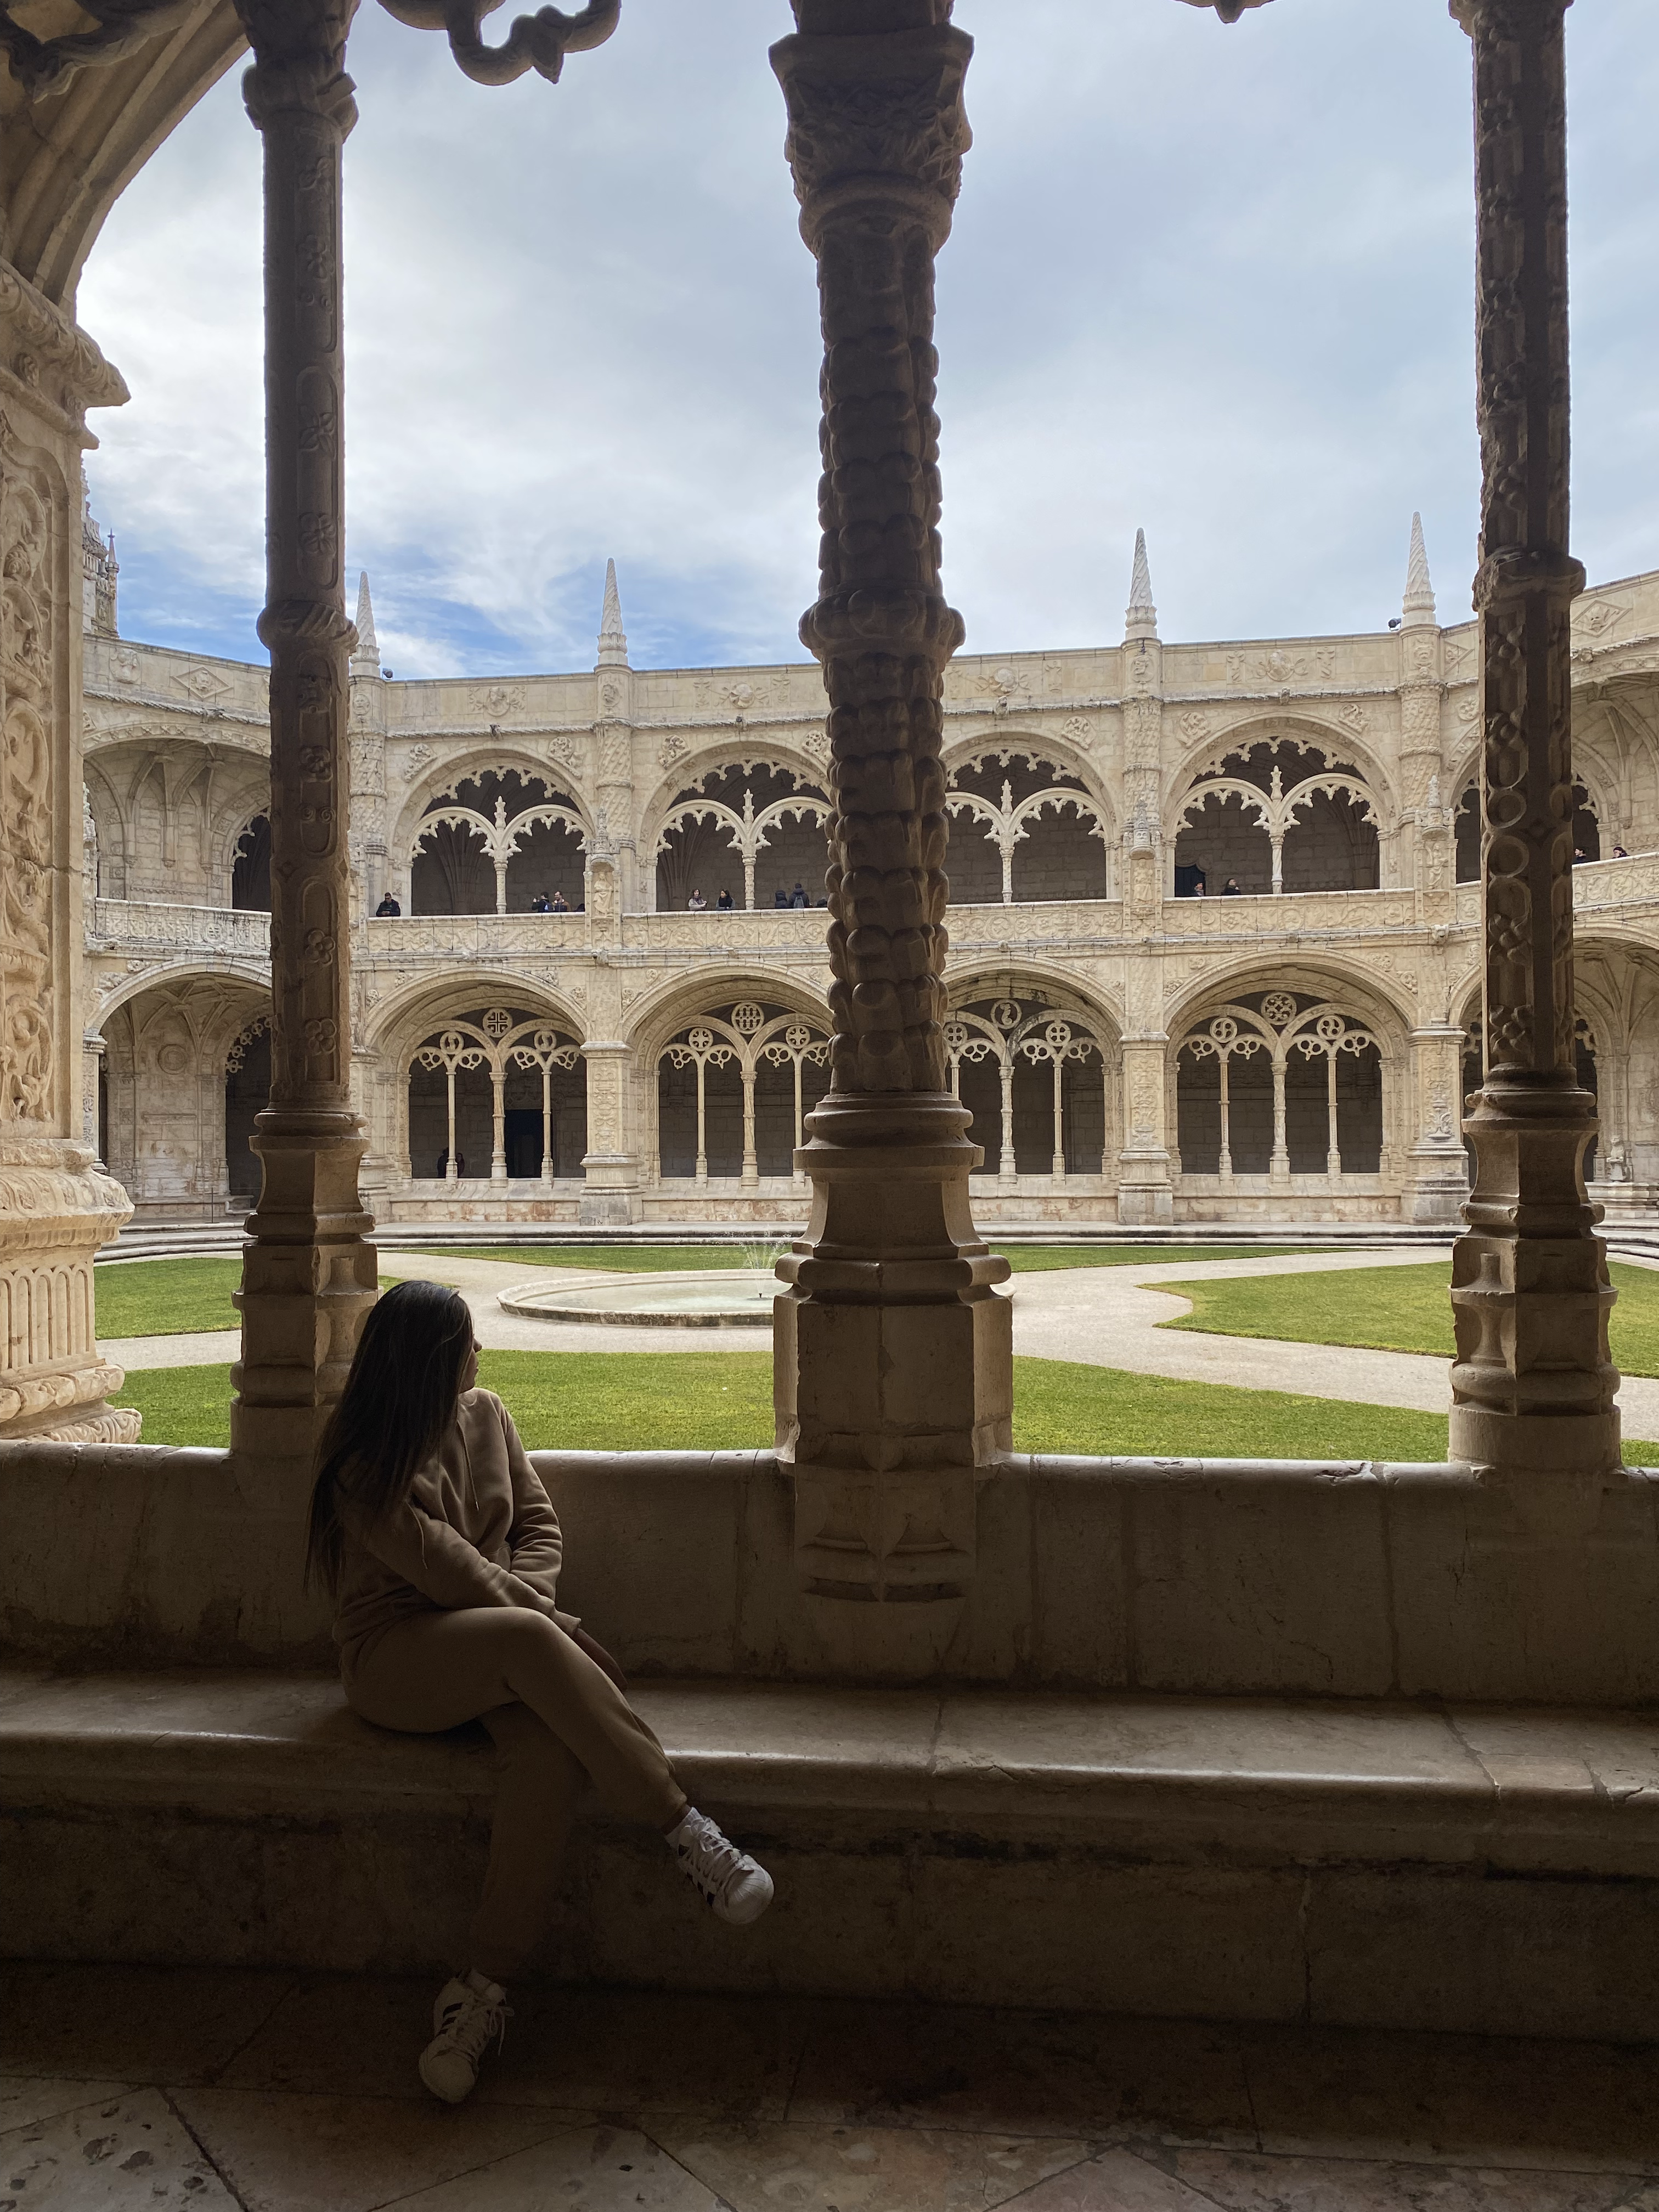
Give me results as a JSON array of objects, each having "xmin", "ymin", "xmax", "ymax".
[{"xmin": 87, "ymin": 898, "xmax": 272, "ymax": 961}]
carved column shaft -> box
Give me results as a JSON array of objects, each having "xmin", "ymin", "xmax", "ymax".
[
  {"xmin": 1449, "ymin": 0, "xmax": 1618, "ymax": 1479},
  {"xmin": 0, "ymin": 266, "xmax": 136, "ymax": 1441},
  {"xmin": 229, "ymin": 0, "xmax": 377, "ymax": 1483},
  {"xmin": 770, "ymin": 1, "xmax": 1011, "ymax": 1661}
]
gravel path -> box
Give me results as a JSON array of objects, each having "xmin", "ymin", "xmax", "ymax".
[{"xmin": 100, "ymin": 1243, "xmax": 1659, "ymax": 1438}]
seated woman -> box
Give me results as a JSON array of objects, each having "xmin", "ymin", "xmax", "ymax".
[{"xmin": 306, "ymin": 1282, "xmax": 773, "ymax": 2104}]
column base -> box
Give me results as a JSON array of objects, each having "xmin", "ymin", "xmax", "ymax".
[
  {"xmin": 579, "ymin": 1190, "xmax": 637, "ymax": 1227},
  {"xmin": 0, "ymin": 1139, "xmax": 137, "ymax": 1446},
  {"xmin": 230, "ymin": 1107, "xmax": 377, "ymax": 1494},
  {"xmin": 1451, "ymin": 1072, "xmax": 1621, "ymax": 1489},
  {"xmin": 775, "ymin": 1091, "xmax": 1012, "ymax": 1649},
  {"xmin": 1116, "ymin": 1181, "xmax": 1173, "ymax": 1227}
]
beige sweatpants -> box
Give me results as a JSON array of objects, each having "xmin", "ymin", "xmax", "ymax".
[{"xmin": 345, "ymin": 1606, "xmax": 686, "ymax": 1984}]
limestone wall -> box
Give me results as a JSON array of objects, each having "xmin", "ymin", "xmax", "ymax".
[{"xmin": 77, "ymin": 569, "xmax": 1659, "ymax": 1226}]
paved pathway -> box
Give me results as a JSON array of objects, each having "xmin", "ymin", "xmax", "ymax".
[{"xmin": 99, "ymin": 1243, "xmax": 1659, "ymax": 1440}]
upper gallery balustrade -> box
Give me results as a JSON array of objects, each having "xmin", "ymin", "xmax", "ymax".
[{"xmin": 88, "ymin": 898, "xmax": 272, "ymax": 961}]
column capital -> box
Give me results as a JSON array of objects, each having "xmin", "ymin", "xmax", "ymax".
[{"xmin": 235, "ymin": 0, "xmax": 360, "ymax": 133}]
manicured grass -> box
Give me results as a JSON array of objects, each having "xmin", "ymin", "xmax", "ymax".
[
  {"xmin": 96, "ymin": 1257, "xmax": 245, "ymax": 1340},
  {"xmin": 1161, "ymin": 1259, "xmax": 1659, "ymax": 1380},
  {"xmin": 96, "ymin": 1257, "xmax": 399, "ymax": 1341},
  {"xmin": 108, "ymin": 1363, "xmax": 238, "ymax": 1447},
  {"xmin": 108, "ymin": 1351, "xmax": 1659, "ymax": 1465},
  {"xmin": 439, "ymin": 1240, "xmax": 1335, "ymax": 1276}
]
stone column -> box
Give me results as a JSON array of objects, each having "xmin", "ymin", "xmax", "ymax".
[
  {"xmin": 579, "ymin": 1015, "xmax": 638, "ymax": 1227},
  {"xmin": 0, "ymin": 259, "xmax": 137, "ymax": 1441},
  {"xmin": 1406, "ymin": 1022, "xmax": 1470, "ymax": 1222},
  {"xmin": 229, "ymin": 0, "xmax": 378, "ymax": 1488},
  {"xmin": 81, "ymin": 1034, "xmax": 105, "ymax": 1159},
  {"xmin": 1448, "ymin": 0, "xmax": 1618, "ymax": 1483},
  {"xmin": 771, "ymin": 0, "xmax": 1011, "ymax": 1655}
]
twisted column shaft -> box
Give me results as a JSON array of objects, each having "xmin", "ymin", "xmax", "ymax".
[
  {"xmin": 770, "ymin": 2, "xmax": 1010, "ymax": 1646},
  {"xmin": 230, "ymin": 0, "xmax": 377, "ymax": 1482},
  {"xmin": 1449, "ymin": 0, "xmax": 1618, "ymax": 1481},
  {"xmin": 775, "ymin": 0, "xmax": 968, "ymax": 1096}
]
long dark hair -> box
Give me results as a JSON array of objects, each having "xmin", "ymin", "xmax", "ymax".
[{"xmin": 304, "ymin": 1279, "xmax": 475, "ymax": 1596}]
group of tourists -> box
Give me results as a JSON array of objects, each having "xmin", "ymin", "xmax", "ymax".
[{"xmin": 686, "ymin": 882, "xmax": 813, "ymax": 910}]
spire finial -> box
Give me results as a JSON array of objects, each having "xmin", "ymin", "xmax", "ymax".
[
  {"xmin": 597, "ymin": 557, "xmax": 629, "ymax": 668},
  {"xmin": 1402, "ymin": 512, "xmax": 1436, "ymax": 627},
  {"xmin": 352, "ymin": 571, "xmax": 382, "ymax": 676},
  {"xmin": 1125, "ymin": 528, "xmax": 1158, "ymax": 642}
]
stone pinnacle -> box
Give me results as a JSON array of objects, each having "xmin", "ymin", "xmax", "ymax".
[{"xmin": 1125, "ymin": 528, "xmax": 1158, "ymax": 642}]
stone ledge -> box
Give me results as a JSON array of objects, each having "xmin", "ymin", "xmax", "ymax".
[{"xmin": 5, "ymin": 1668, "xmax": 1657, "ymax": 1878}]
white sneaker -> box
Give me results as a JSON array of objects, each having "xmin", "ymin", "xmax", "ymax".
[
  {"xmin": 666, "ymin": 1807, "xmax": 775, "ymax": 1926},
  {"xmin": 419, "ymin": 1973, "xmax": 510, "ymax": 2104}
]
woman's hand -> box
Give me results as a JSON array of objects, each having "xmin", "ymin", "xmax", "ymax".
[{"xmin": 569, "ymin": 1623, "xmax": 629, "ymax": 1691}]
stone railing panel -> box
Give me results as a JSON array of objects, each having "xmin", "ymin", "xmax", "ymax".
[{"xmin": 88, "ymin": 900, "xmax": 272, "ymax": 960}]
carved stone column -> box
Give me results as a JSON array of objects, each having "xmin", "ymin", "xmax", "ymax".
[
  {"xmin": 0, "ymin": 261, "xmax": 137, "ymax": 1442},
  {"xmin": 1406, "ymin": 1022, "xmax": 1470, "ymax": 1222},
  {"xmin": 771, "ymin": 0, "xmax": 1011, "ymax": 1666},
  {"xmin": 1448, "ymin": 0, "xmax": 1618, "ymax": 1483},
  {"xmin": 229, "ymin": 0, "xmax": 377, "ymax": 1487}
]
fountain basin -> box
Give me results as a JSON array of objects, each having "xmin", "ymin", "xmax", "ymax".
[{"xmin": 498, "ymin": 1269, "xmax": 778, "ymax": 1328}]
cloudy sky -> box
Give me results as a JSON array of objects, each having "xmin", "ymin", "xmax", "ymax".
[{"xmin": 77, "ymin": 0, "xmax": 1659, "ymax": 681}]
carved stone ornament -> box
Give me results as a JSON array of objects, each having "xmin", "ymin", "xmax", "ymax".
[
  {"xmin": 769, "ymin": 0, "xmax": 1012, "ymax": 1654},
  {"xmin": 0, "ymin": 0, "xmax": 194, "ymax": 99},
  {"xmin": 1447, "ymin": 0, "xmax": 1621, "ymax": 1488},
  {"xmin": 375, "ymin": 0, "xmax": 619, "ymax": 84}
]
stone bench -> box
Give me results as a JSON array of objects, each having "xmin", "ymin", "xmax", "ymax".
[{"xmin": 5, "ymin": 1667, "xmax": 1657, "ymax": 2042}]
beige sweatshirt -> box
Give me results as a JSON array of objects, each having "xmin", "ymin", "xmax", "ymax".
[{"xmin": 334, "ymin": 1387, "xmax": 577, "ymax": 1674}]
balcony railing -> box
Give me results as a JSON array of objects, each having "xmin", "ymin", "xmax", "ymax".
[{"xmin": 88, "ymin": 898, "xmax": 271, "ymax": 960}]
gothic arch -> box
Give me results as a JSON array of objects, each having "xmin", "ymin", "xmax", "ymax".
[
  {"xmin": 91, "ymin": 956, "xmax": 270, "ymax": 1030},
  {"xmin": 644, "ymin": 984, "xmax": 834, "ymax": 1187},
  {"xmin": 942, "ymin": 739, "xmax": 1116, "ymax": 905},
  {"xmin": 637, "ymin": 744, "xmax": 831, "ymax": 840},
  {"xmin": 623, "ymin": 964, "xmax": 832, "ymax": 1066},
  {"xmin": 1, "ymin": 10, "xmax": 246, "ymax": 307},
  {"xmin": 1169, "ymin": 721, "xmax": 1391, "ymax": 897},
  {"xmin": 642, "ymin": 755, "xmax": 831, "ymax": 913},
  {"xmin": 1166, "ymin": 956, "xmax": 1412, "ymax": 1051},
  {"xmin": 387, "ymin": 749, "xmax": 592, "ymax": 876},
  {"xmin": 941, "ymin": 970, "xmax": 1121, "ymax": 1183},
  {"xmin": 1170, "ymin": 977, "xmax": 1398, "ymax": 1186},
  {"xmin": 363, "ymin": 970, "xmax": 588, "ymax": 1066},
  {"xmin": 1167, "ymin": 713, "xmax": 1401, "ymax": 823}
]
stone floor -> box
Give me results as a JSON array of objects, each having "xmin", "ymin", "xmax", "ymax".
[{"xmin": 4, "ymin": 1964, "xmax": 1658, "ymax": 2209}]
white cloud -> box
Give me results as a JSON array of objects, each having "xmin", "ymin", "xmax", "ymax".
[{"xmin": 76, "ymin": 0, "xmax": 1659, "ymax": 676}]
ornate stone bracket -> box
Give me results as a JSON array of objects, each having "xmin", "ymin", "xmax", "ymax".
[
  {"xmin": 0, "ymin": 0, "xmax": 194, "ymax": 99},
  {"xmin": 375, "ymin": 0, "xmax": 618, "ymax": 84}
]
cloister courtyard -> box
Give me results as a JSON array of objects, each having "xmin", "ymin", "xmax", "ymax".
[{"xmin": 8, "ymin": 0, "xmax": 1659, "ymax": 2203}]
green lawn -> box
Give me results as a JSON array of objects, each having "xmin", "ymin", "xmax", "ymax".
[
  {"xmin": 95, "ymin": 1258, "xmax": 397, "ymax": 1341},
  {"xmin": 1161, "ymin": 1259, "xmax": 1659, "ymax": 1379},
  {"xmin": 108, "ymin": 1351, "xmax": 1659, "ymax": 1465},
  {"xmin": 96, "ymin": 1242, "xmax": 1348, "ymax": 1341},
  {"xmin": 96, "ymin": 1257, "xmax": 245, "ymax": 1340},
  {"xmin": 438, "ymin": 1241, "xmax": 1334, "ymax": 1276}
]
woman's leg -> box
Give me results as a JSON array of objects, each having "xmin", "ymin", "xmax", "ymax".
[
  {"xmin": 347, "ymin": 1606, "xmax": 686, "ymax": 1831},
  {"xmin": 470, "ymin": 1702, "xmax": 584, "ymax": 1986}
]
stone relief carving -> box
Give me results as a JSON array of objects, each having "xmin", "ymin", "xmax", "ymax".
[
  {"xmin": 1, "ymin": 458, "xmax": 56, "ymax": 1126},
  {"xmin": 1576, "ymin": 600, "xmax": 1629, "ymax": 640},
  {"xmin": 1225, "ymin": 647, "xmax": 1338, "ymax": 688},
  {"xmin": 475, "ymin": 681, "xmax": 526, "ymax": 720}
]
